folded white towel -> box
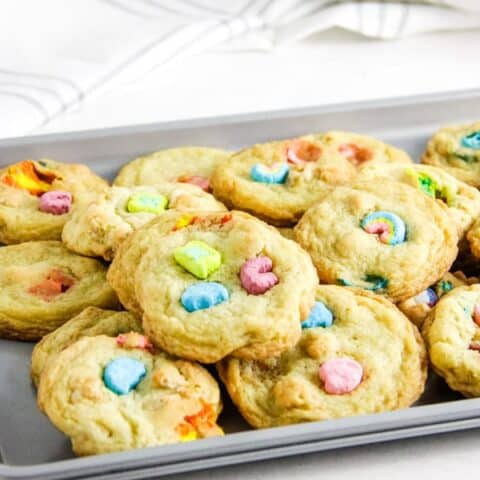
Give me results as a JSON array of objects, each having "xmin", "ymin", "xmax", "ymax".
[{"xmin": 0, "ymin": 0, "xmax": 479, "ymax": 138}]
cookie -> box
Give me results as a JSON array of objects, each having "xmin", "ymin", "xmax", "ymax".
[
  {"xmin": 357, "ymin": 163, "xmax": 480, "ymax": 238},
  {"xmin": 423, "ymin": 284, "xmax": 480, "ymax": 397},
  {"xmin": 105, "ymin": 225, "xmax": 152, "ymax": 318},
  {"xmin": 277, "ymin": 227, "xmax": 295, "ymax": 240},
  {"xmin": 31, "ymin": 307, "xmax": 142, "ymax": 386},
  {"xmin": 294, "ymin": 179, "xmax": 458, "ymax": 302},
  {"xmin": 466, "ymin": 213, "xmax": 480, "ymax": 259},
  {"xmin": 0, "ymin": 159, "xmax": 107, "ymax": 244},
  {"xmin": 422, "ymin": 123, "xmax": 480, "ymax": 187},
  {"xmin": 113, "ymin": 147, "xmax": 230, "ymax": 192},
  {"xmin": 37, "ymin": 334, "xmax": 223, "ymax": 455},
  {"xmin": 62, "ymin": 183, "xmax": 226, "ymax": 261},
  {"xmin": 218, "ymin": 285, "xmax": 427, "ymax": 428},
  {"xmin": 397, "ymin": 272, "xmax": 469, "ymax": 328},
  {"xmin": 320, "ymin": 130, "xmax": 412, "ymax": 168},
  {"xmin": 0, "ymin": 241, "xmax": 119, "ymax": 340},
  {"xmin": 210, "ymin": 135, "xmax": 357, "ymax": 226},
  {"xmin": 108, "ymin": 211, "xmax": 318, "ymax": 363}
]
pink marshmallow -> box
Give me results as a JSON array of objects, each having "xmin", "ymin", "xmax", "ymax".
[
  {"xmin": 319, "ymin": 358, "xmax": 363, "ymax": 395},
  {"xmin": 240, "ymin": 256, "xmax": 279, "ymax": 295},
  {"xmin": 117, "ymin": 332, "xmax": 154, "ymax": 352},
  {"xmin": 177, "ymin": 175, "xmax": 211, "ymax": 192},
  {"xmin": 286, "ymin": 139, "xmax": 322, "ymax": 165},
  {"xmin": 39, "ymin": 190, "xmax": 72, "ymax": 215},
  {"xmin": 286, "ymin": 146, "xmax": 304, "ymax": 165},
  {"xmin": 338, "ymin": 143, "xmax": 356, "ymax": 159},
  {"xmin": 338, "ymin": 143, "xmax": 372, "ymax": 165}
]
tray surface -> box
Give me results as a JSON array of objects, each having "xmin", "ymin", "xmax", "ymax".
[{"xmin": 1, "ymin": 89, "xmax": 480, "ymax": 479}]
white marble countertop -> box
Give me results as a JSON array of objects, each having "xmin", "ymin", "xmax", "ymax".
[{"xmin": 22, "ymin": 28, "xmax": 480, "ymax": 480}]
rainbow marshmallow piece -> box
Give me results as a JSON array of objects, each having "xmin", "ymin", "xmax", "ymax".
[
  {"xmin": 360, "ymin": 211, "xmax": 406, "ymax": 246},
  {"xmin": 2, "ymin": 160, "xmax": 58, "ymax": 196}
]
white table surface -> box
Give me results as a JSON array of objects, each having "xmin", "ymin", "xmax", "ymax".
[
  {"xmin": 18, "ymin": 28, "xmax": 480, "ymax": 480},
  {"xmin": 31, "ymin": 28, "xmax": 480, "ymax": 137}
]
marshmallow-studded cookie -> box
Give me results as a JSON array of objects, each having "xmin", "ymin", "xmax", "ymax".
[
  {"xmin": 423, "ymin": 284, "xmax": 480, "ymax": 397},
  {"xmin": 357, "ymin": 163, "xmax": 480, "ymax": 238},
  {"xmin": 466, "ymin": 216, "xmax": 480, "ymax": 259},
  {"xmin": 422, "ymin": 123, "xmax": 480, "ymax": 187},
  {"xmin": 38, "ymin": 334, "xmax": 223, "ymax": 455},
  {"xmin": 397, "ymin": 272, "xmax": 471, "ymax": 328},
  {"xmin": 114, "ymin": 147, "xmax": 230, "ymax": 193},
  {"xmin": 0, "ymin": 241, "xmax": 119, "ymax": 341},
  {"xmin": 105, "ymin": 224, "xmax": 152, "ymax": 318},
  {"xmin": 210, "ymin": 135, "xmax": 358, "ymax": 226},
  {"xmin": 320, "ymin": 130, "xmax": 412, "ymax": 168},
  {"xmin": 218, "ymin": 285, "xmax": 427, "ymax": 428},
  {"xmin": 62, "ymin": 183, "xmax": 226, "ymax": 261},
  {"xmin": 108, "ymin": 211, "xmax": 318, "ymax": 363},
  {"xmin": 0, "ymin": 159, "xmax": 107, "ymax": 244},
  {"xmin": 294, "ymin": 179, "xmax": 458, "ymax": 302},
  {"xmin": 31, "ymin": 307, "xmax": 142, "ymax": 386}
]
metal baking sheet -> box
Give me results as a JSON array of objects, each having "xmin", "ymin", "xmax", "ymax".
[{"xmin": 1, "ymin": 89, "xmax": 480, "ymax": 480}]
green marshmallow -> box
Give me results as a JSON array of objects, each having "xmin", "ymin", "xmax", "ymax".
[
  {"xmin": 174, "ymin": 240, "xmax": 221, "ymax": 279},
  {"xmin": 126, "ymin": 192, "xmax": 168, "ymax": 214},
  {"xmin": 404, "ymin": 168, "xmax": 455, "ymax": 206}
]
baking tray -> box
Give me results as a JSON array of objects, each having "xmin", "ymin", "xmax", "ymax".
[{"xmin": 1, "ymin": 89, "xmax": 480, "ymax": 480}]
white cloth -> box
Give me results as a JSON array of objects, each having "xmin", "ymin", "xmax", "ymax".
[{"xmin": 1, "ymin": 0, "xmax": 480, "ymax": 139}]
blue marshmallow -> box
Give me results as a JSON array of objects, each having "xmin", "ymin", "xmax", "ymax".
[
  {"xmin": 301, "ymin": 301, "xmax": 334, "ymax": 329},
  {"xmin": 181, "ymin": 282, "xmax": 229, "ymax": 312},
  {"xmin": 103, "ymin": 357, "xmax": 146, "ymax": 395},
  {"xmin": 461, "ymin": 131, "xmax": 480, "ymax": 150},
  {"xmin": 250, "ymin": 163, "xmax": 289, "ymax": 184}
]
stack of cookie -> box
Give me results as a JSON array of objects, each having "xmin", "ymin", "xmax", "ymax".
[{"xmin": 1, "ymin": 123, "xmax": 480, "ymax": 456}]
